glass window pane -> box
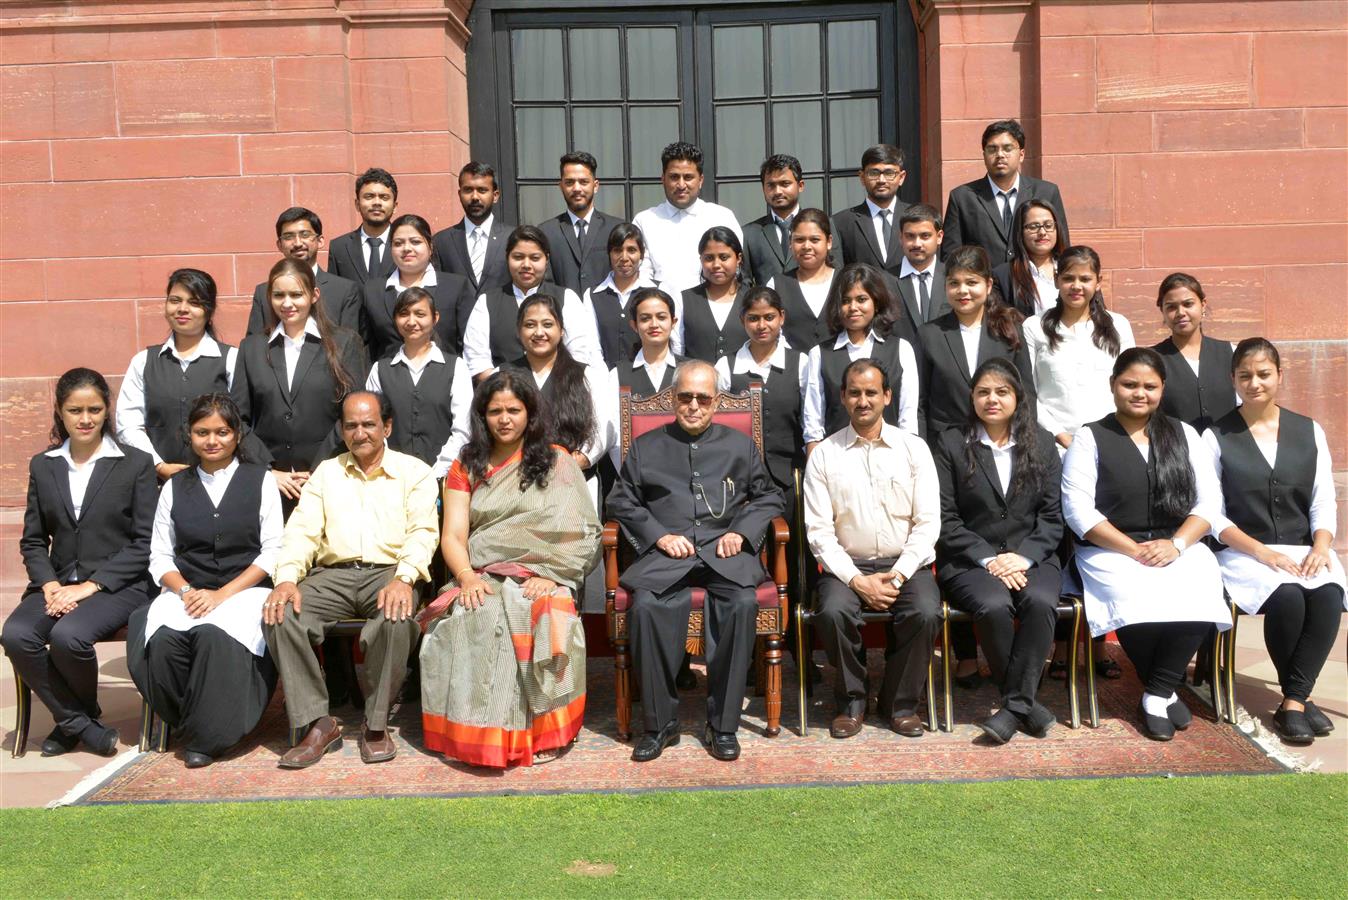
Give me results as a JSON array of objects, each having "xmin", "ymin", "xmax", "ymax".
[
  {"xmin": 827, "ymin": 20, "xmax": 877, "ymax": 92},
  {"xmin": 512, "ymin": 29, "xmax": 564, "ymax": 101},
  {"xmin": 627, "ymin": 28, "xmax": 678, "ymax": 100},
  {"xmin": 715, "ymin": 181, "xmax": 765, "ymax": 233},
  {"xmin": 713, "ymin": 25, "xmax": 764, "ymax": 98},
  {"xmin": 572, "ymin": 107, "xmax": 625, "ymax": 178},
  {"xmin": 829, "ymin": 175, "xmax": 860, "ymax": 215},
  {"xmin": 569, "ymin": 29, "xmax": 621, "ymax": 101},
  {"xmin": 715, "ymin": 103, "xmax": 765, "ymax": 178},
  {"xmin": 828, "ymin": 98, "xmax": 878, "ymax": 170},
  {"xmin": 629, "ymin": 106, "xmax": 680, "ymax": 178},
  {"xmin": 515, "ymin": 106, "xmax": 568, "ymax": 179},
  {"xmin": 797, "ymin": 178, "xmax": 823, "ymax": 213},
  {"xmin": 771, "ymin": 101, "xmax": 823, "ymax": 172},
  {"xmin": 599, "ymin": 187, "xmax": 626, "ymax": 221},
  {"xmin": 631, "ymin": 182, "xmax": 667, "ymax": 216},
  {"xmin": 517, "ymin": 184, "xmax": 558, "ymax": 228},
  {"xmin": 770, "ymin": 23, "xmax": 820, "ymax": 95}
]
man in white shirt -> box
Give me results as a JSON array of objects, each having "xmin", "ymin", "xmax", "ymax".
[
  {"xmin": 633, "ymin": 142, "xmax": 742, "ymax": 295},
  {"xmin": 803, "ymin": 359, "xmax": 941, "ymax": 740}
]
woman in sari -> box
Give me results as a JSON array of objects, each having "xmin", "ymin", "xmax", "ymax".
[{"xmin": 419, "ymin": 369, "xmax": 601, "ymax": 767}]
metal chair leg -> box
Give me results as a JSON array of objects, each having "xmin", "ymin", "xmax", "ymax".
[
  {"xmin": 795, "ymin": 605, "xmax": 810, "ymax": 737},
  {"xmin": 1083, "ymin": 619, "xmax": 1100, "ymax": 728},
  {"xmin": 924, "ymin": 657, "xmax": 937, "ymax": 732},
  {"xmin": 940, "ymin": 602, "xmax": 954, "ymax": 733},
  {"xmin": 1224, "ymin": 602, "xmax": 1240, "ymax": 724},
  {"xmin": 1209, "ymin": 625, "xmax": 1224, "ymax": 721},
  {"xmin": 1067, "ymin": 599, "xmax": 1081, "ymax": 729},
  {"xmin": 12, "ymin": 672, "xmax": 31, "ymax": 759}
]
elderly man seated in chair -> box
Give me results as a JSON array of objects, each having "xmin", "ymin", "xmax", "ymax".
[{"xmin": 607, "ymin": 360, "xmax": 785, "ymax": 762}]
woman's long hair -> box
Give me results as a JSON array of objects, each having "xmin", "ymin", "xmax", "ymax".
[
  {"xmin": 166, "ymin": 268, "xmax": 220, "ymax": 339},
  {"xmin": 49, "ymin": 367, "xmax": 118, "ymax": 449},
  {"xmin": 1112, "ymin": 347, "xmax": 1195, "ymax": 519},
  {"xmin": 1007, "ymin": 200, "xmax": 1066, "ymax": 311},
  {"xmin": 462, "ymin": 369, "xmax": 554, "ymax": 492},
  {"xmin": 262, "ymin": 258, "xmax": 356, "ymax": 400},
  {"xmin": 961, "ymin": 358, "xmax": 1045, "ymax": 498},
  {"xmin": 1040, "ymin": 246, "xmax": 1121, "ymax": 356},
  {"xmin": 823, "ymin": 262, "xmax": 897, "ymax": 336},
  {"xmin": 945, "ymin": 245, "xmax": 1024, "ymax": 351},
  {"xmin": 186, "ymin": 392, "xmax": 252, "ymax": 464},
  {"xmin": 516, "ymin": 294, "xmax": 595, "ymax": 455}
]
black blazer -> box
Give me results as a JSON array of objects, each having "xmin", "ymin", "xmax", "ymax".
[
  {"xmin": 991, "ymin": 261, "xmax": 1052, "ymax": 318},
  {"xmin": 360, "ymin": 270, "xmax": 477, "ymax": 360},
  {"xmin": 941, "ymin": 174, "xmax": 1069, "ymax": 263},
  {"xmin": 893, "ymin": 260, "xmax": 951, "ymax": 327},
  {"xmin": 919, "ymin": 312, "xmax": 1034, "ymax": 437},
  {"xmin": 20, "ymin": 445, "xmax": 156, "ymax": 596},
  {"xmin": 246, "ymin": 268, "xmax": 364, "ymax": 339},
  {"xmin": 834, "ymin": 201, "xmax": 910, "ymax": 276},
  {"xmin": 326, "ymin": 227, "xmax": 396, "ymax": 284},
  {"xmin": 539, "ymin": 209, "xmax": 620, "ymax": 297},
  {"xmin": 432, "ymin": 217, "xmax": 514, "ymax": 297},
  {"xmin": 932, "ymin": 425, "xmax": 1063, "ymax": 585},
  {"xmin": 231, "ymin": 327, "xmax": 369, "ymax": 471}
]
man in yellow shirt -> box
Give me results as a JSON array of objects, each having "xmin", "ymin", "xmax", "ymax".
[{"xmin": 263, "ymin": 391, "xmax": 438, "ymax": 768}]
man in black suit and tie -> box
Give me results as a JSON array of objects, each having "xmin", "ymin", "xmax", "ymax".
[
  {"xmin": 431, "ymin": 161, "xmax": 514, "ymax": 297},
  {"xmin": 833, "ymin": 144, "xmax": 911, "ymax": 277},
  {"xmin": 245, "ymin": 207, "xmax": 364, "ymax": 338},
  {"xmin": 940, "ymin": 119, "xmax": 1070, "ymax": 263},
  {"xmin": 741, "ymin": 154, "xmax": 805, "ymax": 286},
  {"xmin": 324, "ymin": 168, "xmax": 398, "ymax": 285},
  {"xmin": 895, "ymin": 204, "xmax": 950, "ymax": 330},
  {"xmin": 607, "ymin": 361, "xmax": 786, "ymax": 763},
  {"xmin": 539, "ymin": 151, "xmax": 619, "ymax": 297}
]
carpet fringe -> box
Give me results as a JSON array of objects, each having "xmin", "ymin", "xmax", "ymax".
[
  {"xmin": 46, "ymin": 747, "xmax": 144, "ymax": 809},
  {"xmin": 1228, "ymin": 704, "xmax": 1316, "ymax": 773}
]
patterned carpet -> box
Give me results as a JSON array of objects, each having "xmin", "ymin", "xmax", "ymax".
[{"xmin": 76, "ymin": 645, "xmax": 1282, "ymax": 805}]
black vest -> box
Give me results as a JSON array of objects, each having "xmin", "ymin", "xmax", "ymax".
[
  {"xmin": 1211, "ymin": 407, "xmax": 1316, "ymax": 546},
  {"xmin": 773, "ymin": 275, "xmax": 831, "ymax": 354},
  {"xmin": 1154, "ymin": 335, "xmax": 1236, "ymax": 432},
  {"xmin": 378, "ymin": 353, "xmax": 459, "ymax": 467},
  {"xmin": 724, "ymin": 348, "xmax": 803, "ymax": 489},
  {"xmin": 681, "ymin": 285, "xmax": 749, "ymax": 363},
  {"xmin": 143, "ymin": 343, "xmax": 232, "ymax": 465},
  {"xmin": 170, "ymin": 463, "xmax": 268, "ymax": 590},
  {"xmin": 1084, "ymin": 414, "xmax": 1188, "ymax": 543},
  {"xmin": 486, "ymin": 283, "xmax": 565, "ymax": 367},
  {"xmin": 817, "ymin": 335, "xmax": 904, "ymax": 437},
  {"xmin": 615, "ymin": 354, "xmax": 684, "ymax": 399},
  {"xmin": 589, "ymin": 287, "xmax": 640, "ymax": 368}
]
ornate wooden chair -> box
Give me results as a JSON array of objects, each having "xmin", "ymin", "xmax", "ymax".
[{"xmin": 602, "ymin": 383, "xmax": 792, "ymax": 741}]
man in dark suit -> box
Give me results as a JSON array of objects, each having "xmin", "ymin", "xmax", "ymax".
[
  {"xmin": 607, "ymin": 361, "xmax": 785, "ymax": 763},
  {"xmin": 895, "ymin": 204, "xmax": 951, "ymax": 330},
  {"xmin": 539, "ymin": 151, "xmax": 620, "ymax": 297},
  {"xmin": 325, "ymin": 168, "xmax": 398, "ymax": 285},
  {"xmin": 246, "ymin": 207, "xmax": 364, "ymax": 338},
  {"xmin": 941, "ymin": 119, "xmax": 1070, "ymax": 263},
  {"xmin": 431, "ymin": 161, "xmax": 514, "ymax": 297},
  {"xmin": 833, "ymin": 144, "xmax": 911, "ymax": 277},
  {"xmin": 739, "ymin": 154, "xmax": 809, "ymax": 286}
]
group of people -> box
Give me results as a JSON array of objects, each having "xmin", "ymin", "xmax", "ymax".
[{"xmin": 5, "ymin": 119, "xmax": 1342, "ymax": 772}]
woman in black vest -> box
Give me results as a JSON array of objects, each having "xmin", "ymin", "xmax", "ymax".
[
  {"xmin": 1151, "ymin": 273, "xmax": 1237, "ymax": 432},
  {"xmin": 125, "ymin": 394, "xmax": 282, "ymax": 767},
  {"xmin": 934, "ymin": 358, "xmax": 1064, "ymax": 742},
  {"xmin": 364, "ymin": 287, "xmax": 473, "ymax": 477},
  {"xmin": 583, "ymin": 223, "xmax": 659, "ymax": 369},
  {"xmin": 117, "ymin": 268, "xmax": 237, "ymax": 482},
  {"xmin": 361, "ymin": 213, "xmax": 475, "ymax": 360},
  {"xmin": 231, "ymin": 258, "xmax": 368, "ymax": 506},
  {"xmin": 766, "ymin": 208, "xmax": 836, "ymax": 353},
  {"xmin": 1202, "ymin": 338, "xmax": 1344, "ymax": 743},
  {"xmin": 1061, "ymin": 347, "xmax": 1230, "ymax": 740},
  {"xmin": 678, "ymin": 226, "xmax": 752, "ymax": 363},
  {"xmin": 802, "ymin": 262, "xmax": 920, "ymax": 450},
  {"xmin": 3, "ymin": 368, "xmax": 156, "ymax": 756},
  {"xmin": 610, "ymin": 288, "xmax": 686, "ymax": 401}
]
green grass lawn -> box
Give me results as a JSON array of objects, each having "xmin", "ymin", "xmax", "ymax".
[{"xmin": 3, "ymin": 774, "xmax": 1343, "ymax": 897}]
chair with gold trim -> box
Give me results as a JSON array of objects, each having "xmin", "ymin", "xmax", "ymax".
[{"xmin": 603, "ymin": 383, "xmax": 792, "ymax": 741}]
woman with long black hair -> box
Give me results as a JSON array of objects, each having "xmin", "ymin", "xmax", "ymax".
[
  {"xmin": 992, "ymin": 200, "xmax": 1068, "ymax": 317},
  {"xmin": 1061, "ymin": 347, "xmax": 1230, "ymax": 740}
]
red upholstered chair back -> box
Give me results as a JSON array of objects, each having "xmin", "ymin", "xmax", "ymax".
[{"xmin": 618, "ymin": 383, "xmax": 763, "ymax": 462}]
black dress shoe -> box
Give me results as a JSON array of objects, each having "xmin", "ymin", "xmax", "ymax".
[
  {"xmin": 1138, "ymin": 701, "xmax": 1175, "ymax": 741},
  {"xmin": 631, "ymin": 721, "xmax": 680, "ymax": 762},
  {"xmin": 978, "ymin": 708, "xmax": 1019, "ymax": 744},
  {"xmin": 183, "ymin": 751, "xmax": 214, "ymax": 769},
  {"xmin": 80, "ymin": 722, "xmax": 120, "ymax": 756},
  {"xmin": 1272, "ymin": 708, "xmax": 1315, "ymax": 745},
  {"xmin": 1304, "ymin": 702, "xmax": 1334, "ymax": 736},
  {"xmin": 1168, "ymin": 697, "xmax": 1192, "ymax": 731},
  {"xmin": 703, "ymin": 725, "xmax": 740, "ymax": 761},
  {"xmin": 1019, "ymin": 702, "xmax": 1056, "ymax": 738},
  {"xmin": 39, "ymin": 727, "xmax": 80, "ymax": 757}
]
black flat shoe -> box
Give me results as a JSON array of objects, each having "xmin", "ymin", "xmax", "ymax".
[
  {"xmin": 183, "ymin": 751, "xmax": 214, "ymax": 769},
  {"xmin": 1138, "ymin": 701, "xmax": 1175, "ymax": 741},
  {"xmin": 1168, "ymin": 698, "xmax": 1192, "ymax": 731},
  {"xmin": 80, "ymin": 722, "xmax": 120, "ymax": 757},
  {"xmin": 1096, "ymin": 658, "xmax": 1122, "ymax": 680},
  {"xmin": 703, "ymin": 725, "xmax": 740, "ymax": 762},
  {"xmin": 39, "ymin": 727, "xmax": 80, "ymax": 757},
  {"xmin": 954, "ymin": 668, "xmax": 984, "ymax": 689},
  {"xmin": 1272, "ymin": 708, "xmax": 1315, "ymax": 745},
  {"xmin": 978, "ymin": 708, "xmax": 1019, "ymax": 744},
  {"xmin": 1020, "ymin": 702, "xmax": 1056, "ymax": 738},
  {"xmin": 1304, "ymin": 702, "xmax": 1334, "ymax": 736},
  {"xmin": 631, "ymin": 721, "xmax": 680, "ymax": 762}
]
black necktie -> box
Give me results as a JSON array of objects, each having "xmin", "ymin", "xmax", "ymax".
[
  {"xmin": 366, "ymin": 236, "xmax": 381, "ymax": 274},
  {"xmin": 880, "ymin": 209, "xmax": 892, "ymax": 260},
  {"xmin": 576, "ymin": 218, "xmax": 587, "ymax": 244},
  {"xmin": 778, "ymin": 215, "xmax": 793, "ymax": 256},
  {"xmin": 918, "ymin": 271, "xmax": 931, "ymax": 321},
  {"xmin": 1001, "ymin": 188, "xmax": 1017, "ymax": 237}
]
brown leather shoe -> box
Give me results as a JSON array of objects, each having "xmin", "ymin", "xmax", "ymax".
[
  {"xmin": 358, "ymin": 726, "xmax": 397, "ymax": 764},
  {"xmin": 278, "ymin": 716, "xmax": 342, "ymax": 769},
  {"xmin": 829, "ymin": 712, "xmax": 864, "ymax": 739},
  {"xmin": 891, "ymin": 714, "xmax": 924, "ymax": 738}
]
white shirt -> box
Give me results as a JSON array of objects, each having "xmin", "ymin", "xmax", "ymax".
[
  {"xmin": 1023, "ymin": 311, "xmax": 1136, "ymax": 439},
  {"xmin": 360, "ymin": 224, "xmax": 391, "ymax": 269},
  {"xmin": 604, "ymin": 347, "xmax": 676, "ymax": 469},
  {"xmin": 117, "ymin": 335, "xmax": 237, "ymax": 465},
  {"xmin": 897, "ymin": 257, "xmax": 938, "ymax": 319},
  {"xmin": 1201, "ymin": 420, "xmax": 1338, "ymax": 539},
  {"xmin": 1061, "ymin": 420, "xmax": 1222, "ymax": 541},
  {"xmin": 768, "ymin": 272, "xmax": 834, "ymax": 319},
  {"xmin": 269, "ymin": 317, "xmax": 322, "ymax": 392},
  {"xmin": 364, "ymin": 344, "xmax": 474, "ymax": 479},
  {"xmin": 1029, "ymin": 262, "xmax": 1057, "ymax": 315},
  {"xmin": 802, "ymin": 330, "xmax": 920, "ymax": 442},
  {"xmin": 586, "ymin": 272, "xmax": 659, "ymax": 310},
  {"xmin": 462, "ymin": 283, "xmax": 603, "ymax": 376},
  {"xmin": 44, "ymin": 437, "xmax": 125, "ymax": 521},
  {"xmin": 384, "ymin": 266, "xmax": 438, "ymax": 292},
  {"xmin": 464, "ymin": 214, "xmax": 494, "ymax": 247},
  {"xmin": 525, "ymin": 361, "xmax": 614, "ymax": 468},
  {"xmin": 148, "ymin": 459, "xmax": 284, "ymax": 587},
  {"xmin": 714, "ymin": 340, "xmax": 811, "ymax": 396},
  {"xmin": 975, "ymin": 426, "xmax": 1029, "ymax": 570},
  {"xmin": 865, "ymin": 197, "xmax": 898, "ymax": 263},
  {"xmin": 633, "ymin": 198, "xmax": 743, "ymax": 295},
  {"xmin": 958, "ymin": 321, "xmax": 981, "ymax": 377},
  {"xmin": 567, "ymin": 209, "xmax": 594, "ymax": 236},
  {"xmin": 988, "ymin": 174, "xmax": 1021, "ymax": 220},
  {"xmin": 803, "ymin": 422, "xmax": 940, "ymax": 583},
  {"xmin": 674, "ymin": 292, "xmax": 736, "ymax": 352}
]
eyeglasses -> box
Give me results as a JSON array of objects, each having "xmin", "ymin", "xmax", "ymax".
[
  {"xmin": 1022, "ymin": 222, "xmax": 1057, "ymax": 234},
  {"xmin": 862, "ymin": 168, "xmax": 903, "ymax": 181},
  {"xmin": 675, "ymin": 392, "xmax": 716, "ymax": 407},
  {"xmin": 280, "ymin": 230, "xmax": 318, "ymax": 242}
]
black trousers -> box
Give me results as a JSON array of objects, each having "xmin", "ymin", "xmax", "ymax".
[
  {"xmin": 1262, "ymin": 583, "xmax": 1344, "ymax": 703},
  {"xmin": 629, "ymin": 562, "xmax": 757, "ymax": 734},
  {"xmin": 945, "ymin": 565, "xmax": 1059, "ymax": 715},
  {"xmin": 814, "ymin": 560, "xmax": 940, "ymax": 718},
  {"xmin": 1, "ymin": 588, "xmax": 148, "ymax": 738},
  {"xmin": 1115, "ymin": 620, "xmax": 1210, "ymax": 698}
]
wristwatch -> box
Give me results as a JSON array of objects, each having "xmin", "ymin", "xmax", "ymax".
[
  {"xmin": 178, "ymin": 584, "xmax": 192, "ymax": 597},
  {"xmin": 395, "ymin": 574, "xmax": 415, "ymax": 586},
  {"xmin": 1171, "ymin": 537, "xmax": 1188, "ymax": 554}
]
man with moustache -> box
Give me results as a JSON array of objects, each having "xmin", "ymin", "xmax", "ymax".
[
  {"xmin": 325, "ymin": 168, "xmax": 399, "ymax": 285},
  {"xmin": 432, "ymin": 162, "xmax": 515, "ymax": 297},
  {"xmin": 246, "ymin": 207, "xmax": 364, "ymax": 337},
  {"xmin": 539, "ymin": 152, "xmax": 620, "ymax": 297}
]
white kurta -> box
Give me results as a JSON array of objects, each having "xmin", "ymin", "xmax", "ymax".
[{"xmin": 1023, "ymin": 310, "xmax": 1135, "ymax": 449}]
